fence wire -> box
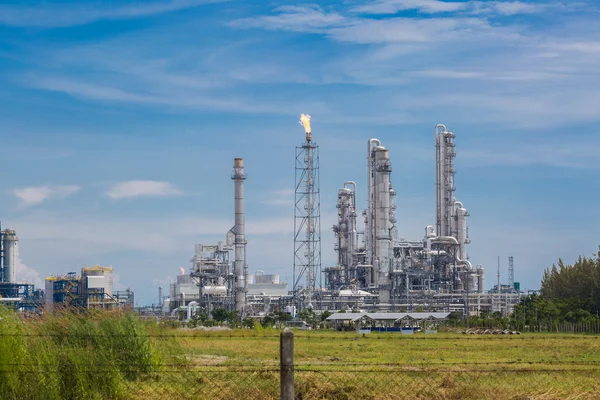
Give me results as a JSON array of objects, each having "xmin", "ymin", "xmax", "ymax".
[{"xmin": 1, "ymin": 333, "xmax": 600, "ymax": 399}]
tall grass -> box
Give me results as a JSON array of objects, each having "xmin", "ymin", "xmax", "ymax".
[{"xmin": 0, "ymin": 306, "xmax": 164, "ymax": 400}]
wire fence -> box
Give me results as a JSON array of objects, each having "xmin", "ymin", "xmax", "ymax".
[{"xmin": 1, "ymin": 332, "xmax": 600, "ymax": 399}]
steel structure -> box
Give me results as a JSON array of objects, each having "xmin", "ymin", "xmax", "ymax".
[
  {"xmin": 190, "ymin": 241, "xmax": 234, "ymax": 312},
  {"xmin": 293, "ymin": 114, "xmax": 322, "ymax": 309},
  {"xmin": 0, "ymin": 227, "xmax": 18, "ymax": 284},
  {"xmin": 232, "ymin": 158, "xmax": 248, "ymax": 312},
  {"xmin": 508, "ymin": 256, "xmax": 514, "ymax": 287}
]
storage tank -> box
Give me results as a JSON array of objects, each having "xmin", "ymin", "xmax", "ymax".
[
  {"xmin": 2, "ymin": 230, "xmax": 19, "ymax": 283},
  {"xmin": 455, "ymin": 205, "xmax": 469, "ymax": 261},
  {"xmin": 476, "ymin": 265, "xmax": 484, "ymax": 293},
  {"xmin": 81, "ymin": 266, "xmax": 113, "ymax": 296},
  {"xmin": 202, "ymin": 286, "xmax": 227, "ymax": 295}
]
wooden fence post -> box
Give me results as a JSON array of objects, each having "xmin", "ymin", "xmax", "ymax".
[{"xmin": 280, "ymin": 328, "xmax": 294, "ymax": 400}]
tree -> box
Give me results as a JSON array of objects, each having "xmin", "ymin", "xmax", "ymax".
[
  {"xmin": 211, "ymin": 308, "xmax": 228, "ymax": 324},
  {"xmin": 261, "ymin": 313, "xmax": 276, "ymax": 328},
  {"xmin": 276, "ymin": 311, "xmax": 292, "ymax": 328},
  {"xmin": 320, "ymin": 310, "xmax": 333, "ymax": 322}
]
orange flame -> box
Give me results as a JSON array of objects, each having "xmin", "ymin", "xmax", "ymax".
[
  {"xmin": 299, "ymin": 114, "xmax": 311, "ymax": 134},
  {"xmin": 180, "ymin": 267, "xmax": 185, "ymax": 275}
]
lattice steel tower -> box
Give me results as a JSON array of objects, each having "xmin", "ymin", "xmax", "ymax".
[{"xmin": 293, "ymin": 114, "xmax": 321, "ymax": 309}]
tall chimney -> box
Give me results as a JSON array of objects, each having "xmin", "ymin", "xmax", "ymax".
[{"xmin": 232, "ymin": 158, "xmax": 247, "ymax": 312}]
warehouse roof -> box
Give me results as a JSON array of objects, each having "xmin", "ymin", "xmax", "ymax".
[{"xmin": 325, "ymin": 312, "xmax": 450, "ymax": 322}]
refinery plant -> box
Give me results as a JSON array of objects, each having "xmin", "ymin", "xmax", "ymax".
[
  {"xmin": 0, "ymin": 224, "xmax": 132, "ymax": 312},
  {"xmin": 2, "ymin": 116, "xmax": 522, "ymax": 319},
  {"xmin": 159, "ymin": 117, "xmax": 522, "ymax": 321}
]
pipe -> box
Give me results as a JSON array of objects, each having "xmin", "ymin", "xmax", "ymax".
[
  {"xmin": 431, "ymin": 236, "xmax": 472, "ymax": 269},
  {"xmin": 186, "ymin": 301, "xmax": 198, "ymax": 321},
  {"xmin": 232, "ymin": 158, "xmax": 247, "ymax": 312},
  {"xmin": 344, "ymin": 181, "xmax": 357, "ymax": 211}
]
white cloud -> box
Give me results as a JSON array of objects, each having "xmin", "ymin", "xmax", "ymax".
[
  {"xmin": 16, "ymin": 259, "xmax": 43, "ymax": 288},
  {"xmin": 472, "ymin": 1, "xmax": 547, "ymax": 16},
  {"xmin": 262, "ymin": 189, "xmax": 295, "ymax": 206},
  {"xmin": 106, "ymin": 180, "xmax": 183, "ymax": 199},
  {"xmin": 0, "ymin": 0, "xmax": 227, "ymax": 28},
  {"xmin": 351, "ymin": 0, "xmax": 553, "ymax": 15},
  {"xmin": 229, "ymin": 5, "xmax": 345, "ymax": 32},
  {"xmin": 352, "ymin": 0, "xmax": 467, "ymax": 14},
  {"xmin": 12, "ymin": 185, "xmax": 80, "ymax": 206},
  {"xmin": 461, "ymin": 139, "xmax": 600, "ymax": 169}
]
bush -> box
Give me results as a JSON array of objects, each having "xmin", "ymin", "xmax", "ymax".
[{"xmin": 0, "ymin": 306, "xmax": 163, "ymax": 400}]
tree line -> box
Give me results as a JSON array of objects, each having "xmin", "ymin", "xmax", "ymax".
[{"xmin": 470, "ymin": 248, "xmax": 600, "ymax": 330}]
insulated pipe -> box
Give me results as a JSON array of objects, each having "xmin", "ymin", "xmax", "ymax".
[
  {"xmin": 232, "ymin": 158, "xmax": 247, "ymax": 312},
  {"xmin": 344, "ymin": 181, "xmax": 357, "ymax": 211},
  {"xmin": 431, "ymin": 236, "xmax": 472, "ymax": 269},
  {"xmin": 186, "ymin": 301, "xmax": 198, "ymax": 321}
]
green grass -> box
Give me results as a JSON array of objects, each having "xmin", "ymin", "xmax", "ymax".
[
  {"xmin": 2, "ymin": 309, "xmax": 599, "ymax": 399},
  {"xmin": 0, "ymin": 307, "xmax": 164, "ymax": 400},
  {"xmin": 135, "ymin": 329, "xmax": 600, "ymax": 399}
]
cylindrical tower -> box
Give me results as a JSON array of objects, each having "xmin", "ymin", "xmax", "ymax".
[
  {"xmin": 455, "ymin": 203, "xmax": 470, "ymax": 261},
  {"xmin": 2, "ymin": 229, "xmax": 19, "ymax": 283},
  {"xmin": 232, "ymin": 158, "xmax": 247, "ymax": 312},
  {"xmin": 435, "ymin": 125, "xmax": 456, "ymax": 238},
  {"xmin": 369, "ymin": 142, "xmax": 393, "ymax": 305},
  {"xmin": 476, "ymin": 265, "xmax": 484, "ymax": 293},
  {"xmin": 335, "ymin": 187, "xmax": 353, "ymax": 268}
]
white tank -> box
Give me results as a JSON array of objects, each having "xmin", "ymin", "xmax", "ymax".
[
  {"xmin": 202, "ymin": 286, "xmax": 227, "ymax": 295},
  {"xmin": 476, "ymin": 266, "xmax": 484, "ymax": 293},
  {"xmin": 456, "ymin": 206, "xmax": 469, "ymax": 261},
  {"xmin": 2, "ymin": 230, "xmax": 19, "ymax": 283}
]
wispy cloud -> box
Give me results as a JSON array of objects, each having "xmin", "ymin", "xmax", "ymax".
[
  {"xmin": 12, "ymin": 185, "xmax": 80, "ymax": 206},
  {"xmin": 351, "ymin": 0, "xmax": 557, "ymax": 16},
  {"xmin": 461, "ymin": 139, "xmax": 600, "ymax": 169},
  {"xmin": 229, "ymin": 5, "xmax": 345, "ymax": 32},
  {"xmin": 106, "ymin": 180, "xmax": 182, "ymax": 200},
  {"xmin": 351, "ymin": 0, "xmax": 467, "ymax": 14},
  {"xmin": 0, "ymin": 0, "xmax": 226, "ymax": 28},
  {"xmin": 262, "ymin": 189, "xmax": 295, "ymax": 206}
]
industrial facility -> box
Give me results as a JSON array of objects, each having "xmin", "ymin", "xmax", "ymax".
[
  {"xmin": 157, "ymin": 117, "xmax": 522, "ymax": 322},
  {"xmin": 45, "ymin": 266, "xmax": 134, "ymax": 311},
  {"xmin": 299, "ymin": 122, "xmax": 522, "ymax": 315},
  {"xmin": 0, "ymin": 225, "xmax": 43, "ymax": 310}
]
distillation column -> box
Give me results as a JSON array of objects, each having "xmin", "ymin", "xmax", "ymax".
[
  {"xmin": 232, "ymin": 158, "xmax": 247, "ymax": 312},
  {"xmin": 2, "ymin": 229, "xmax": 18, "ymax": 283},
  {"xmin": 367, "ymin": 140, "xmax": 394, "ymax": 305},
  {"xmin": 435, "ymin": 125, "xmax": 456, "ymax": 238},
  {"xmin": 333, "ymin": 181, "xmax": 357, "ymax": 285}
]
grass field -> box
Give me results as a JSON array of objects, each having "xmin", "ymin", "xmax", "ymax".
[
  {"xmin": 1, "ymin": 307, "xmax": 598, "ymax": 399},
  {"xmin": 135, "ymin": 329, "xmax": 600, "ymax": 399}
]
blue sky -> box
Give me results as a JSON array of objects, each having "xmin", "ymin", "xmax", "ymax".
[{"xmin": 1, "ymin": 0, "xmax": 599, "ymax": 305}]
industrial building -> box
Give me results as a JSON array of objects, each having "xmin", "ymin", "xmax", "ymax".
[
  {"xmin": 295, "ymin": 122, "xmax": 522, "ymax": 316},
  {"xmin": 45, "ymin": 266, "xmax": 134, "ymax": 311},
  {"xmin": 159, "ymin": 118, "xmax": 522, "ymax": 320},
  {"xmin": 0, "ymin": 225, "xmax": 43, "ymax": 310}
]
